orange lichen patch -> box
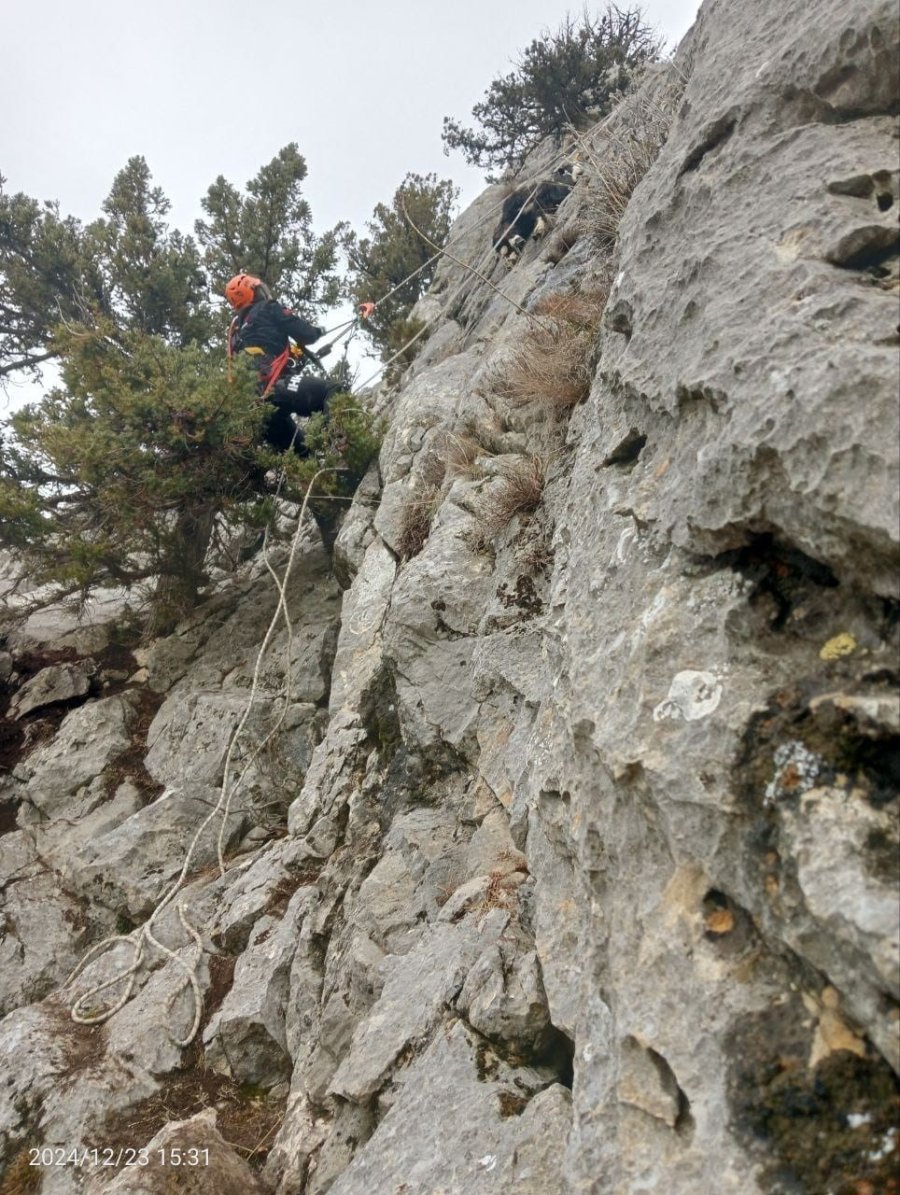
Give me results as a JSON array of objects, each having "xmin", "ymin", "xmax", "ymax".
[{"xmin": 704, "ymin": 906, "xmax": 735, "ymax": 936}]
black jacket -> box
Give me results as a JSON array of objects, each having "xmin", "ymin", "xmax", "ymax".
[{"xmin": 230, "ymin": 299, "xmax": 322, "ymax": 356}]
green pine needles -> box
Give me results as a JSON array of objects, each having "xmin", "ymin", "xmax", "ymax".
[
  {"xmin": 0, "ymin": 148, "xmax": 378, "ymax": 633},
  {"xmin": 441, "ymin": 5, "xmax": 662, "ymax": 176}
]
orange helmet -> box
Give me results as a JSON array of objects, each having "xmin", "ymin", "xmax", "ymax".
[{"xmin": 225, "ymin": 273, "xmax": 262, "ymax": 309}]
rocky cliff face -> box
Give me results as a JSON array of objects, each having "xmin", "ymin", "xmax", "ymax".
[{"xmin": 1, "ymin": 0, "xmax": 898, "ymax": 1192}]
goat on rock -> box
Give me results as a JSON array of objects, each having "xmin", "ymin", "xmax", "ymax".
[{"xmin": 492, "ymin": 162, "xmax": 582, "ymax": 264}]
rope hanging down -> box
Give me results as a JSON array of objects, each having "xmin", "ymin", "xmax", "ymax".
[{"xmin": 65, "ymin": 466, "xmax": 341, "ymax": 1045}]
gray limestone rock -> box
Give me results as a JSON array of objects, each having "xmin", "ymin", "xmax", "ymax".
[
  {"xmin": 0, "ymin": 2, "xmax": 897, "ymax": 1193},
  {"xmin": 88, "ymin": 1109, "xmax": 266, "ymax": 1194},
  {"xmin": 9, "ymin": 659, "xmax": 96, "ymax": 719},
  {"xmin": 328, "ymin": 1021, "xmax": 565, "ymax": 1195},
  {"xmin": 68, "ymin": 788, "xmax": 245, "ymax": 919},
  {"xmin": 0, "ymin": 868, "xmax": 93, "ymax": 1017},
  {"xmin": 12, "ymin": 694, "xmax": 134, "ymax": 819},
  {"xmin": 329, "ymin": 921, "xmax": 488, "ymax": 1101},
  {"xmin": 203, "ymin": 898, "xmax": 306, "ymax": 1087}
]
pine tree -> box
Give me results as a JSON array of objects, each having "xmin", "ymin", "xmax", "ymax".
[
  {"xmin": 0, "ymin": 150, "xmax": 372, "ymax": 632},
  {"xmin": 195, "ymin": 143, "xmax": 344, "ymax": 320},
  {"xmin": 0, "ymin": 177, "xmax": 94, "ymax": 379},
  {"xmin": 343, "ymin": 173, "xmax": 459, "ymax": 360},
  {"xmin": 441, "ymin": 6, "xmax": 661, "ymax": 176}
]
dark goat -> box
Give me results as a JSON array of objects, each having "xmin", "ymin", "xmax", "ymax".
[{"xmin": 492, "ymin": 163, "xmax": 581, "ymax": 263}]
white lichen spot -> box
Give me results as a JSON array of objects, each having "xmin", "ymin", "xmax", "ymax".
[
  {"xmin": 846, "ymin": 1112, "xmax": 873, "ymax": 1129},
  {"xmin": 869, "ymin": 1128, "xmax": 898, "ymax": 1162},
  {"xmin": 478, "ymin": 1155, "xmax": 497, "ymax": 1171},
  {"xmin": 653, "ymin": 670, "xmax": 724, "ymax": 723},
  {"xmin": 764, "ymin": 740, "xmax": 825, "ymax": 806}
]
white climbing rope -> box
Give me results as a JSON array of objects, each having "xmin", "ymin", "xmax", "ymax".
[{"xmin": 65, "ymin": 466, "xmax": 339, "ymax": 1044}]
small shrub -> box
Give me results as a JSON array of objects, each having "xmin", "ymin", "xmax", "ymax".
[{"xmin": 281, "ymin": 392, "xmax": 385, "ymax": 552}]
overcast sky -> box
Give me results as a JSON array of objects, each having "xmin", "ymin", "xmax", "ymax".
[{"xmin": 1, "ymin": 0, "xmax": 699, "ymax": 402}]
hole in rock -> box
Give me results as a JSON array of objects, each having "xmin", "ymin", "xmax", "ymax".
[
  {"xmin": 679, "ymin": 114, "xmax": 737, "ymax": 175},
  {"xmin": 602, "ymin": 431, "xmax": 647, "ymax": 468},
  {"xmin": 0, "ymin": 798, "xmax": 17, "ymax": 836},
  {"xmin": 725, "ymin": 533, "xmax": 839, "ymax": 629},
  {"xmin": 540, "ymin": 1025, "xmax": 575, "ymax": 1089}
]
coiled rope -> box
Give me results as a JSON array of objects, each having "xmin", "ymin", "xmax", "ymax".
[{"xmin": 65, "ymin": 466, "xmax": 340, "ymax": 1043}]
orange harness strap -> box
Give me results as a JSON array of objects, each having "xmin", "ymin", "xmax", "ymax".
[{"xmin": 260, "ymin": 347, "xmax": 292, "ymax": 398}]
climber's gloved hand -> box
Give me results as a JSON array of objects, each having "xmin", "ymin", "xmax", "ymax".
[{"xmin": 316, "ymin": 343, "xmax": 331, "ymax": 358}]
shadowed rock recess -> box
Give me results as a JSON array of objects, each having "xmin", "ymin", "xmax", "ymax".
[{"xmin": 1, "ymin": 0, "xmax": 899, "ymax": 1192}]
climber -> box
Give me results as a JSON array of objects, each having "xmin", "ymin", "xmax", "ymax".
[{"xmin": 225, "ymin": 272, "xmax": 339, "ymax": 455}]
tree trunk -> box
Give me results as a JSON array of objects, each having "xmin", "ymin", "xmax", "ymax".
[{"xmin": 150, "ymin": 505, "xmax": 215, "ymax": 636}]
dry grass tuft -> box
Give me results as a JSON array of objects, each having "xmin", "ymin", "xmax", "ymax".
[
  {"xmin": 2, "ymin": 1149, "xmax": 42, "ymax": 1194},
  {"xmin": 576, "ymin": 68, "xmax": 685, "ymax": 248},
  {"xmin": 492, "ymin": 284, "xmax": 608, "ymax": 417},
  {"xmin": 443, "ymin": 431, "xmax": 483, "ymax": 480},
  {"xmin": 396, "ymin": 469, "xmax": 445, "ymax": 562},
  {"xmin": 397, "ymin": 494, "xmax": 437, "ymax": 561},
  {"xmin": 469, "ymin": 454, "xmax": 546, "ymax": 550}
]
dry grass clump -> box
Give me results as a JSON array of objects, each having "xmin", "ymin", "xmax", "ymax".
[
  {"xmin": 492, "ymin": 285, "xmax": 608, "ymax": 417},
  {"xmin": 496, "ymin": 453, "xmax": 545, "ymax": 521},
  {"xmin": 443, "ymin": 431, "xmax": 483, "ymax": 480},
  {"xmin": 396, "ymin": 449, "xmax": 447, "ymax": 561},
  {"xmin": 577, "ymin": 68, "xmax": 685, "ymax": 247},
  {"xmin": 396, "ymin": 486, "xmax": 441, "ymax": 561},
  {"xmin": 468, "ymin": 454, "xmax": 546, "ymax": 551}
]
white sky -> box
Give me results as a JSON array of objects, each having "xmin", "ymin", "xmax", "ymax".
[{"xmin": 1, "ymin": 0, "xmax": 699, "ymax": 402}]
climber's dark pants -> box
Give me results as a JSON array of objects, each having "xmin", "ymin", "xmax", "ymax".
[{"xmin": 262, "ymin": 375, "xmax": 338, "ymax": 457}]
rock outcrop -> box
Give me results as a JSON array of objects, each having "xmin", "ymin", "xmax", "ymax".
[{"xmin": 1, "ymin": 0, "xmax": 898, "ymax": 1192}]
